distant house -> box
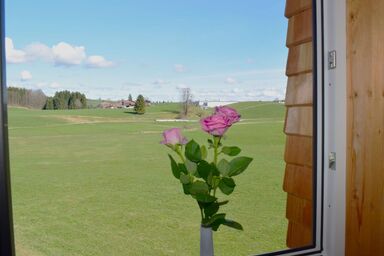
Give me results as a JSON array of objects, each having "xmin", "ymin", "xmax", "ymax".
[
  {"xmin": 121, "ymin": 100, "xmax": 135, "ymax": 108},
  {"xmin": 99, "ymin": 102, "xmax": 114, "ymax": 109},
  {"xmin": 273, "ymin": 98, "xmax": 285, "ymax": 104},
  {"xmin": 99, "ymin": 99, "xmax": 136, "ymax": 109},
  {"xmin": 99, "ymin": 101, "xmax": 122, "ymax": 109}
]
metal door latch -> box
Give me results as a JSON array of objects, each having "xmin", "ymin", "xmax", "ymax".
[
  {"xmin": 328, "ymin": 50, "xmax": 337, "ymax": 69},
  {"xmin": 329, "ymin": 152, "xmax": 336, "ymax": 170}
]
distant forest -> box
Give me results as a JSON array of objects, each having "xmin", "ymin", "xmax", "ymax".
[{"xmin": 8, "ymin": 87, "xmax": 87, "ymax": 110}]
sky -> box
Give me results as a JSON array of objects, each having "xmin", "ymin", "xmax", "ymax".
[{"xmin": 5, "ymin": 0, "xmax": 288, "ymax": 102}]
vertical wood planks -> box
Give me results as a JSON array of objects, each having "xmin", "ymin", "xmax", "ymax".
[{"xmin": 346, "ymin": 0, "xmax": 384, "ymax": 255}]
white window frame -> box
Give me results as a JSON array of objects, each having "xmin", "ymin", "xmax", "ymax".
[{"xmin": 0, "ymin": 0, "xmax": 347, "ymax": 255}]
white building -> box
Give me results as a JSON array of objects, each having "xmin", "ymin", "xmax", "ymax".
[{"xmin": 198, "ymin": 101, "xmax": 238, "ymax": 109}]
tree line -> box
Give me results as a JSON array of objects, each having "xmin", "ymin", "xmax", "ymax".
[
  {"xmin": 8, "ymin": 87, "xmax": 47, "ymax": 109},
  {"xmin": 44, "ymin": 91, "xmax": 87, "ymax": 110},
  {"xmin": 7, "ymin": 87, "xmax": 87, "ymax": 110}
]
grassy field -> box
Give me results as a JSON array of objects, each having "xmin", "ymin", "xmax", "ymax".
[{"xmin": 8, "ymin": 102, "xmax": 288, "ymax": 256}]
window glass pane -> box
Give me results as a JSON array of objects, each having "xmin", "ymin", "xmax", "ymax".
[{"xmin": 6, "ymin": 0, "xmax": 315, "ymax": 255}]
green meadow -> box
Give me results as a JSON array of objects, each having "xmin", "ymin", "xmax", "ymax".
[{"xmin": 8, "ymin": 102, "xmax": 288, "ymax": 256}]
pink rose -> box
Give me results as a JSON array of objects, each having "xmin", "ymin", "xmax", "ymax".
[
  {"xmin": 200, "ymin": 114, "xmax": 231, "ymax": 136},
  {"xmin": 215, "ymin": 106, "xmax": 241, "ymax": 125},
  {"xmin": 160, "ymin": 128, "xmax": 188, "ymax": 145}
]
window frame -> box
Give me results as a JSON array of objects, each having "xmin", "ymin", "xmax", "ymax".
[
  {"xmin": 0, "ymin": 0, "xmax": 347, "ymax": 255},
  {"xmin": 257, "ymin": 0, "xmax": 325, "ymax": 254},
  {"xmin": 0, "ymin": 0, "xmax": 15, "ymax": 254}
]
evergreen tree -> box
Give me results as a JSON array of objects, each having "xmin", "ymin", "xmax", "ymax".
[
  {"xmin": 128, "ymin": 94, "xmax": 133, "ymax": 101},
  {"xmin": 44, "ymin": 97, "xmax": 54, "ymax": 110},
  {"xmin": 50, "ymin": 90, "xmax": 87, "ymax": 110},
  {"xmin": 80, "ymin": 94, "xmax": 87, "ymax": 108},
  {"xmin": 134, "ymin": 94, "xmax": 146, "ymax": 114},
  {"xmin": 53, "ymin": 90, "xmax": 71, "ymax": 109}
]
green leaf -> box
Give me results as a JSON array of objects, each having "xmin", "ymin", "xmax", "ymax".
[
  {"xmin": 180, "ymin": 173, "xmax": 191, "ymax": 184},
  {"xmin": 189, "ymin": 181, "xmax": 209, "ymax": 195},
  {"xmin": 210, "ymin": 163, "xmax": 220, "ymax": 176},
  {"xmin": 221, "ymin": 146, "xmax": 241, "ymax": 156},
  {"xmin": 207, "ymin": 213, "xmax": 226, "ymax": 231},
  {"xmin": 218, "ymin": 200, "xmax": 229, "ymax": 206},
  {"xmin": 168, "ymin": 154, "xmax": 180, "ymax": 179},
  {"xmin": 185, "ymin": 140, "xmax": 202, "ymax": 163},
  {"xmin": 222, "ymin": 219, "xmax": 243, "ymax": 230},
  {"xmin": 201, "ymin": 145, "xmax": 208, "ymax": 160},
  {"xmin": 182, "ymin": 184, "xmax": 191, "ymax": 195},
  {"xmin": 206, "ymin": 173, "xmax": 213, "ymax": 186},
  {"xmin": 218, "ymin": 177, "xmax": 236, "ymax": 195},
  {"xmin": 217, "ymin": 159, "xmax": 230, "ymax": 176},
  {"xmin": 185, "ymin": 159, "xmax": 197, "ymax": 174},
  {"xmin": 197, "ymin": 160, "xmax": 212, "ymax": 181},
  {"xmin": 206, "ymin": 213, "xmax": 226, "ymax": 226},
  {"xmin": 178, "ymin": 163, "xmax": 188, "ymax": 174},
  {"xmin": 228, "ymin": 157, "xmax": 253, "ymax": 177},
  {"xmin": 196, "ymin": 194, "xmax": 216, "ymax": 203},
  {"xmin": 211, "ymin": 176, "xmax": 220, "ymax": 188},
  {"xmin": 204, "ymin": 202, "xmax": 219, "ymax": 217}
]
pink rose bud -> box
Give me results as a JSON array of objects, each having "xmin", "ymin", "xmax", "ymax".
[
  {"xmin": 215, "ymin": 106, "xmax": 241, "ymax": 125},
  {"xmin": 200, "ymin": 114, "xmax": 231, "ymax": 136},
  {"xmin": 160, "ymin": 128, "xmax": 188, "ymax": 145}
]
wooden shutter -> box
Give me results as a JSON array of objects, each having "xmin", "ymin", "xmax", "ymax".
[{"xmin": 283, "ymin": 0, "xmax": 313, "ymax": 248}]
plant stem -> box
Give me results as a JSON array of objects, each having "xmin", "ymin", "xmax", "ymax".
[
  {"xmin": 198, "ymin": 202, "xmax": 205, "ymax": 223},
  {"xmin": 212, "ymin": 136, "xmax": 222, "ymax": 196},
  {"xmin": 213, "ymin": 136, "xmax": 221, "ymax": 165},
  {"xmin": 175, "ymin": 146, "xmax": 186, "ymax": 163},
  {"xmin": 214, "ymin": 146, "xmax": 218, "ymax": 166}
]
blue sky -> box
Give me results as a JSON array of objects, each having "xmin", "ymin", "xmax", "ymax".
[{"xmin": 5, "ymin": 0, "xmax": 288, "ymax": 101}]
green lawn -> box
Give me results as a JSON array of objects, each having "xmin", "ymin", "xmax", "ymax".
[{"xmin": 9, "ymin": 102, "xmax": 288, "ymax": 256}]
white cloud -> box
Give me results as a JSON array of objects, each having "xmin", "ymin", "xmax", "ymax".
[
  {"xmin": 180, "ymin": 68, "xmax": 285, "ymax": 81},
  {"xmin": 34, "ymin": 81, "xmax": 62, "ymax": 90},
  {"xmin": 176, "ymin": 84, "xmax": 189, "ymax": 89},
  {"xmin": 174, "ymin": 64, "xmax": 186, "ymax": 73},
  {"xmin": 52, "ymin": 42, "xmax": 86, "ymax": 66},
  {"xmin": 231, "ymin": 87, "xmax": 243, "ymax": 93},
  {"xmin": 20, "ymin": 70, "xmax": 32, "ymax": 81},
  {"xmin": 24, "ymin": 42, "xmax": 53, "ymax": 61},
  {"xmin": 49, "ymin": 82, "xmax": 62, "ymax": 89},
  {"xmin": 259, "ymin": 88, "xmax": 284, "ymax": 98},
  {"xmin": 153, "ymin": 79, "xmax": 169, "ymax": 85},
  {"xmin": 86, "ymin": 55, "xmax": 114, "ymax": 68},
  {"xmin": 225, "ymin": 77, "xmax": 238, "ymax": 85},
  {"xmin": 5, "ymin": 37, "xmax": 28, "ymax": 63},
  {"xmin": 6, "ymin": 38, "xmax": 114, "ymax": 68}
]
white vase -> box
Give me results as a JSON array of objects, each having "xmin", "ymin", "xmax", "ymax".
[{"xmin": 200, "ymin": 225, "xmax": 214, "ymax": 256}]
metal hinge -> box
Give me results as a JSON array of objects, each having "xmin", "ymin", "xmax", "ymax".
[
  {"xmin": 328, "ymin": 50, "xmax": 337, "ymax": 69},
  {"xmin": 329, "ymin": 152, "xmax": 336, "ymax": 170}
]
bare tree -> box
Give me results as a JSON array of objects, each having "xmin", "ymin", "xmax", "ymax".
[{"xmin": 180, "ymin": 87, "xmax": 192, "ymax": 118}]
